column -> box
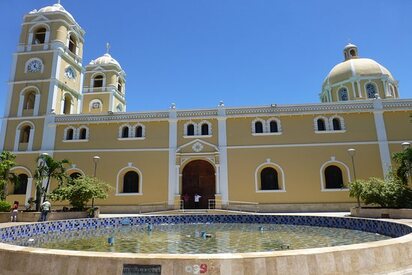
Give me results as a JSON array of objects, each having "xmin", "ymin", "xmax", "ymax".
[
  {"xmin": 373, "ymin": 98, "xmax": 391, "ymax": 176},
  {"xmin": 168, "ymin": 107, "xmax": 178, "ymax": 206},
  {"xmin": 25, "ymin": 178, "xmax": 33, "ymax": 204},
  {"xmin": 217, "ymin": 104, "xmax": 228, "ymax": 204}
]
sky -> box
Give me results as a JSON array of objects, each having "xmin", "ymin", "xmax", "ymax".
[{"xmin": 0, "ymin": 0, "xmax": 411, "ymax": 115}]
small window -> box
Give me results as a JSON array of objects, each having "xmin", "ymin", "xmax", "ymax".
[
  {"xmin": 366, "ymin": 83, "xmax": 377, "ymax": 99},
  {"xmin": 118, "ymin": 80, "xmax": 123, "ymax": 93},
  {"xmin": 63, "ymin": 95, "xmax": 72, "ymax": 115},
  {"xmin": 93, "ymin": 75, "xmax": 103, "ymax": 88},
  {"xmin": 116, "ymin": 104, "xmax": 123, "ymax": 112},
  {"xmin": 324, "ymin": 165, "xmax": 344, "ymax": 189},
  {"xmin": 123, "ymin": 171, "xmax": 139, "ymax": 193},
  {"xmin": 317, "ymin": 119, "xmax": 326, "ymax": 131},
  {"xmin": 338, "ymin": 87, "xmax": 348, "ymax": 101},
  {"xmin": 332, "ymin": 118, "xmax": 341, "ymax": 131},
  {"xmin": 269, "ymin": 120, "xmax": 278, "ymax": 133},
  {"xmin": 79, "ymin": 128, "xmax": 87, "ymax": 140},
  {"xmin": 14, "ymin": 174, "xmax": 28, "ymax": 195},
  {"xmin": 33, "ymin": 27, "xmax": 46, "ymax": 44},
  {"xmin": 20, "ymin": 126, "xmax": 31, "ymax": 143},
  {"xmin": 201, "ymin": 124, "xmax": 209, "ymax": 135},
  {"xmin": 68, "ymin": 34, "xmax": 77, "ymax": 54},
  {"xmin": 349, "ymin": 49, "xmax": 356, "ymax": 57},
  {"xmin": 135, "ymin": 126, "xmax": 143, "ymax": 138},
  {"xmin": 66, "ymin": 128, "xmax": 74, "ymax": 140},
  {"xmin": 70, "ymin": 172, "xmax": 82, "ymax": 180},
  {"xmin": 23, "ymin": 92, "xmax": 36, "ymax": 110},
  {"xmin": 255, "ymin": 121, "xmax": 263, "ymax": 133},
  {"xmin": 187, "ymin": 124, "xmax": 195, "ymax": 136},
  {"xmin": 261, "ymin": 167, "xmax": 279, "ymax": 190},
  {"xmin": 121, "ymin": 126, "xmax": 129, "ymax": 138}
]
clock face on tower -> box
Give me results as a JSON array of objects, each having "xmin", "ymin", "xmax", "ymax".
[
  {"xmin": 65, "ymin": 66, "xmax": 76, "ymax": 79},
  {"xmin": 26, "ymin": 59, "xmax": 42, "ymax": 73}
]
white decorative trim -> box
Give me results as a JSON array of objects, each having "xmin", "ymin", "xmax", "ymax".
[
  {"xmin": 314, "ymin": 116, "xmax": 329, "ymax": 131},
  {"xmin": 176, "ymin": 138, "xmax": 219, "ymax": 153},
  {"xmin": 116, "ymin": 166, "xmax": 143, "ymax": 195},
  {"xmin": 66, "ymin": 168, "xmax": 85, "ymax": 177},
  {"xmin": 373, "ymin": 99, "xmax": 391, "ymax": 176},
  {"xmin": 18, "ymin": 86, "xmax": 41, "ymax": 117},
  {"xmin": 90, "ymin": 72, "xmax": 106, "ymax": 89},
  {"xmin": 217, "ymin": 111, "xmax": 228, "ymax": 204},
  {"xmin": 0, "ymin": 119, "xmax": 7, "ymax": 151},
  {"xmin": 168, "ymin": 112, "xmax": 178, "ymax": 205},
  {"xmin": 10, "ymin": 166, "xmax": 33, "ymax": 178},
  {"xmin": 192, "ymin": 142, "xmax": 204, "ymax": 152},
  {"xmin": 183, "ymin": 120, "xmax": 212, "ymax": 137},
  {"xmin": 63, "ymin": 126, "xmax": 76, "ymax": 141},
  {"xmin": 315, "ymin": 130, "xmax": 346, "ymax": 134},
  {"xmin": 89, "ymin": 99, "xmax": 103, "ymax": 112},
  {"xmin": 319, "ymin": 159, "xmax": 351, "ymax": 191},
  {"xmin": 329, "ymin": 115, "xmax": 346, "ymax": 131},
  {"xmin": 251, "ymin": 118, "xmax": 265, "ymax": 134},
  {"xmin": 132, "ymin": 123, "xmax": 145, "ymax": 138},
  {"xmin": 254, "ymin": 161, "xmax": 286, "ymax": 192}
]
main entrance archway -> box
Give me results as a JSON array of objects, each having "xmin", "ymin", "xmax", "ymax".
[{"xmin": 182, "ymin": 160, "xmax": 215, "ymax": 209}]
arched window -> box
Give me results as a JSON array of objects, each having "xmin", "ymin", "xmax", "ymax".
[
  {"xmin": 135, "ymin": 126, "xmax": 143, "ymax": 138},
  {"xmin": 255, "ymin": 121, "xmax": 263, "ymax": 133},
  {"xmin": 201, "ymin": 123, "xmax": 209, "ymax": 135},
  {"xmin": 261, "ymin": 167, "xmax": 279, "ymax": 190},
  {"xmin": 187, "ymin": 124, "xmax": 195, "ymax": 136},
  {"xmin": 118, "ymin": 79, "xmax": 123, "ymax": 93},
  {"xmin": 269, "ymin": 120, "xmax": 278, "ymax": 133},
  {"xmin": 70, "ymin": 172, "xmax": 82, "ymax": 180},
  {"xmin": 33, "ymin": 27, "xmax": 46, "ymax": 44},
  {"xmin": 23, "ymin": 91, "xmax": 35, "ymax": 110},
  {"xmin": 317, "ymin": 119, "xmax": 326, "ymax": 131},
  {"xmin": 79, "ymin": 128, "xmax": 87, "ymax": 140},
  {"xmin": 66, "ymin": 128, "xmax": 74, "ymax": 140},
  {"xmin": 366, "ymin": 83, "xmax": 377, "ymax": 99},
  {"xmin": 93, "ymin": 75, "xmax": 103, "ymax": 88},
  {"xmin": 332, "ymin": 118, "xmax": 341, "ymax": 130},
  {"xmin": 121, "ymin": 126, "xmax": 129, "ymax": 138},
  {"xmin": 338, "ymin": 87, "xmax": 348, "ymax": 101},
  {"xmin": 123, "ymin": 171, "xmax": 139, "ymax": 193},
  {"xmin": 14, "ymin": 174, "xmax": 28, "ymax": 195},
  {"xmin": 324, "ymin": 165, "xmax": 344, "ymax": 189},
  {"xmin": 63, "ymin": 94, "xmax": 72, "ymax": 114},
  {"xmin": 20, "ymin": 126, "xmax": 31, "ymax": 143},
  {"xmin": 68, "ymin": 34, "xmax": 77, "ymax": 54}
]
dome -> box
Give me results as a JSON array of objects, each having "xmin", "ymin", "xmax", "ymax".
[
  {"xmin": 30, "ymin": 4, "xmax": 75, "ymax": 21},
  {"xmin": 89, "ymin": 53, "xmax": 122, "ymax": 69},
  {"xmin": 323, "ymin": 58, "xmax": 395, "ymax": 86}
]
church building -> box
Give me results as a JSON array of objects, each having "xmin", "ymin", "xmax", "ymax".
[{"xmin": 1, "ymin": 3, "xmax": 411, "ymax": 212}]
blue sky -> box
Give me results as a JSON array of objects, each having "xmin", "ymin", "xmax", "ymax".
[{"xmin": 0, "ymin": 0, "xmax": 411, "ymax": 115}]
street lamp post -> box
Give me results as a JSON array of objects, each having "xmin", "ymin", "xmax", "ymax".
[
  {"xmin": 347, "ymin": 148, "xmax": 357, "ymax": 181},
  {"xmin": 92, "ymin": 156, "xmax": 100, "ymax": 209},
  {"xmin": 401, "ymin": 142, "xmax": 411, "ymax": 184}
]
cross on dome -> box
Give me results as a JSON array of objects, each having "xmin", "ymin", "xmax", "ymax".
[{"xmin": 106, "ymin": 43, "xmax": 111, "ymax": 54}]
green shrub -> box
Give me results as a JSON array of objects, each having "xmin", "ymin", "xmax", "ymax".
[
  {"xmin": 0, "ymin": 200, "xmax": 11, "ymax": 212},
  {"xmin": 349, "ymin": 175, "xmax": 412, "ymax": 208}
]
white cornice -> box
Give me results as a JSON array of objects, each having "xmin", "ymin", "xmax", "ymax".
[{"xmin": 52, "ymin": 99, "xmax": 412, "ymax": 124}]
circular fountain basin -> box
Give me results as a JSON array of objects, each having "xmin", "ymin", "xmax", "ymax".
[{"xmin": 0, "ymin": 214, "xmax": 411, "ymax": 275}]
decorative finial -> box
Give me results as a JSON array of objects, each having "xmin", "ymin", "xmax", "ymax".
[
  {"xmin": 106, "ymin": 43, "xmax": 111, "ymax": 54},
  {"xmin": 170, "ymin": 103, "xmax": 176, "ymax": 109},
  {"xmin": 57, "ymin": 0, "xmax": 61, "ymax": 5},
  {"xmin": 218, "ymin": 101, "xmax": 224, "ymax": 107}
]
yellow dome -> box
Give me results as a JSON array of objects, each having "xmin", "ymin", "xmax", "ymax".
[
  {"xmin": 323, "ymin": 58, "xmax": 395, "ymax": 86},
  {"xmin": 89, "ymin": 53, "xmax": 122, "ymax": 69}
]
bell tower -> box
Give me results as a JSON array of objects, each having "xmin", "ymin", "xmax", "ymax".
[
  {"xmin": 82, "ymin": 44, "xmax": 126, "ymax": 114},
  {"xmin": 0, "ymin": 3, "xmax": 85, "ymax": 152}
]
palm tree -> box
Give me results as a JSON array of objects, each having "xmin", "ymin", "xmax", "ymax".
[
  {"xmin": 393, "ymin": 148, "xmax": 412, "ymax": 185},
  {"xmin": 34, "ymin": 154, "xmax": 69, "ymax": 210},
  {"xmin": 0, "ymin": 151, "xmax": 18, "ymax": 200}
]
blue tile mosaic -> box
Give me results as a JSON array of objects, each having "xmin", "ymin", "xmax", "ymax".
[{"xmin": 1, "ymin": 214, "xmax": 411, "ymax": 244}]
